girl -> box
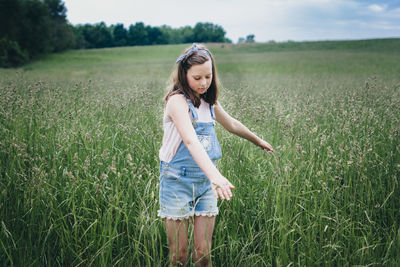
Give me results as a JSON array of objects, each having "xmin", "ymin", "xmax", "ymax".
[{"xmin": 158, "ymin": 43, "xmax": 274, "ymax": 266}]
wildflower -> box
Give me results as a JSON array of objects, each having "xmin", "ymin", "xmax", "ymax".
[
  {"xmin": 347, "ymin": 160, "xmax": 353, "ymax": 166},
  {"xmin": 109, "ymin": 159, "xmax": 117, "ymax": 174},
  {"xmin": 312, "ymin": 127, "xmax": 318, "ymax": 133},
  {"xmin": 67, "ymin": 171, "xmax": 75, "ymax": 181}
]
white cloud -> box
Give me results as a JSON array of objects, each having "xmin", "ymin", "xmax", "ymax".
[
  {"xmin": 386, "ymin": 7, "xmax": 400, "ymax": 18},
  {"xmin": 368, "ymin": 4, "xmax": 387, "ymax": 12},
  {"xmin": 370, "ymin": 21, "xmax": 400, "ymax": 30}
]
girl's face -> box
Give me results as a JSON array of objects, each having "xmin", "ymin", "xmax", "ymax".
[{"xmin": 186, "ymin": 60, "xmax": 213, "ymax": 97}]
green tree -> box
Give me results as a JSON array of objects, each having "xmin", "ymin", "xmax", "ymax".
[
  {"xmin": 158, "ymin": 25, "xmax": 194, "ymax": 44},
  {"xmin": 43, "ymin": 0, "xmax": 67, "ymax": 19},
  {"xmin": 44, "ymin": 0, "xmax": 75, "ymax": 52},
  {"xmin": 159, "ymin": 25, "xmax": 175, "ymax": 44},
  {"xmin": 0, "ymin": 0, "xmax": 28, "ymax": 66},
  {"xmin": 0, "ymin": 38, "xmax": 29, "ymax": 67},
  {"xmin": 0, "ymin": 0, "xmax": 20, "ymax": 41},
  {"xmin": 146, "ymin": 25, "xmax": 168, "ymax": 45},
  {"xmin": 127, "ymin": 22, "xmax": 148, "ymax": 46},
  {"xmin": 81, "ymin": 22, "xmax": 113, "ymax": 48},
  {"xmin": 113, "ymin": 23, "xmax": 128, "ymax": 47},
  {"xmin": 193, "ymin": 22, "xmax": 226, "ymax": 43},
  {"xmin": 73, "ymin": 25, "xmax": 90, "ymax": 48},
  {"xmin": 179, "ymin": 26, "xmax": 195, "ymax": 43},
  {"xmin": 0, "ymin": 0, "xmax": 75, "ymax": 67},
  {"xmin": 246, "ymin": 34, "xmax": 255, "ymax": 43}
]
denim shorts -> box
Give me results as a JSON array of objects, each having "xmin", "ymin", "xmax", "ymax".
[{"xmin": 158, "ymin": 161, "xmax": 219, "ymax": 220}]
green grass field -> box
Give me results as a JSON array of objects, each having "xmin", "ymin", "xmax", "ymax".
[{"xmin": 1, "ymin": 39, "xmax": 399, "ymax": 266}]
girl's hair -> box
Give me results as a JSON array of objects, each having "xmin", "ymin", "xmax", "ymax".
[{"xmin": 165, "ymin": 43, "xmax": 220, "ymax": 108}]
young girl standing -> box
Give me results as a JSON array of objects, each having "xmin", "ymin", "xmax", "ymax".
[{"xmin": 158, "ymin": 43, "xmax": 274, "ymax": 266}]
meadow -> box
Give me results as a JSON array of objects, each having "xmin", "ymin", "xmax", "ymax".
[{"xmin": 0, "ymin": 39, "xmax": 399, "ymax": 266}]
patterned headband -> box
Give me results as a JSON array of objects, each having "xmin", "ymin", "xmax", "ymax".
[{"xmin": 176, "ymin": 43, "xmax": 211, "ymax": 63}]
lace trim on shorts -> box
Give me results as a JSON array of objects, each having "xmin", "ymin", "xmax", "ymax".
[{"xmin": 158, "ymin": 210, "xmax": 218, "ymax": 220}]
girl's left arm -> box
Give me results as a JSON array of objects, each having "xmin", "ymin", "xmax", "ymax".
[{"xmin": 214, "ymin": 101, "xmax": 274, "ymax": 152}]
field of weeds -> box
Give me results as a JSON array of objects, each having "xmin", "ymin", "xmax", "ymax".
[{"xmin": 1, "ymin": 39, "xmax": 399, "ymax": 266}]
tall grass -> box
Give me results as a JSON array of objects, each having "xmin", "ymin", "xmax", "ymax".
[{"xmin": 1, "ymin": 39, "xmax": 399, "ymax": 266}]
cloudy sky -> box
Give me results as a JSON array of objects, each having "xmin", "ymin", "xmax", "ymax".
[{"xmin": 63, "ymin": 0, "xmax": 400, "ymax": 43}]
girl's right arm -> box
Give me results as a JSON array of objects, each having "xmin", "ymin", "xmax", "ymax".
[{"xmin": 166, "ymin": 94, "xmax": 235, "ymax": 200}]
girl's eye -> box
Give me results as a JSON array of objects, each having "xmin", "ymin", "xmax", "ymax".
[{"xmin": 193, "ymin": 76, "xmax": 211, "ymax": 80}]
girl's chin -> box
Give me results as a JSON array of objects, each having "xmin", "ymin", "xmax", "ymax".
[{"xmin": 193, "ymin": 88, "xmax": 207, "ymax": 97}]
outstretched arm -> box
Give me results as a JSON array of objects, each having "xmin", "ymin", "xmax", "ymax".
[
  {"xmin": 214, "ymin": 101, "xmax": 274, "ymax": 152},
  {"xmin": 166, "ymin": 95, "xmax": 235, "ymax": 200}
]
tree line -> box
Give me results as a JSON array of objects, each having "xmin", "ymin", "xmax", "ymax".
[
  {"xmin": 0, "ymin": 0, "xmax": 231, "ymax": 67},
  {"xmin": 73, "ymin": 22, "xmax": 230, "ymax": 49}
]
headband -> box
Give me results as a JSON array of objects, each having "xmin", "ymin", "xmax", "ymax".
[{"xmin": 176, "ymin": 43, "xmax": 211, "ymax": 63}]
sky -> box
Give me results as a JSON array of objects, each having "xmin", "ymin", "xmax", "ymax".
[{"xmin": 63, "ymin": 0, "xmax": 400, "ymax": 43}]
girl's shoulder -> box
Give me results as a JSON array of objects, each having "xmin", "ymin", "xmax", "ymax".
[
  {"xmin": 166, "ymin": 93, "xmax": 187, "ymax": 106},
  {"xmin": 165, "ymin": 94, "xmax": 189, "ymax": 117}
]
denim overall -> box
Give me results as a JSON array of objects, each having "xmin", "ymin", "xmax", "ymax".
[{"xmin": 158, "ymin": 97, "xmax": 222, "ymax": 220}]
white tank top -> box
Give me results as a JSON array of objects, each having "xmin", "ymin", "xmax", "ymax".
[{"xmin": 159, "ymin": 98, "xmax": 213, "ymax": 162}]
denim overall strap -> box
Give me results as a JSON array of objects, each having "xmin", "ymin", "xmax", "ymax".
[
  {"xmin": 163, "ymin": 95, "xmax": 222, "ymax": 168},
  {"xmin": 210, "ymin": 105, "xmax": 216, "ymax": 120},
  {"xmin": 185, "ymin": 98, "xmax": 199, "ymax": 122}
]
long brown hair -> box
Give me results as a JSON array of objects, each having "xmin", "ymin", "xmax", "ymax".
[{"xmin": 165, "ymin": 44, "xmax": 220, "ymax": 108}]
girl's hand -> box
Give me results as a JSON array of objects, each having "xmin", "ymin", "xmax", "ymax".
[
  {"xmin": 210, "ymin": 175, "xmax": 235, "ymax": 201},
  {"xmin": 259, "ymin": 140, "xmax": 274, "ymax": 152}
]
